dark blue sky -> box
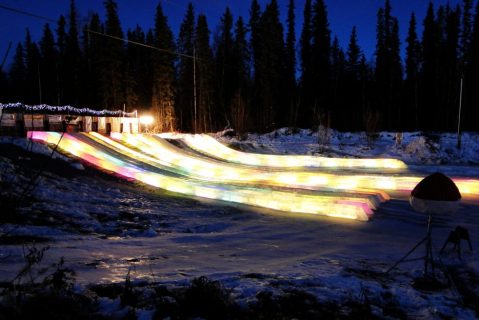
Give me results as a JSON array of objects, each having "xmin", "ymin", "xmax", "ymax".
[{"xmin": 0, "ymin": 0, "xmax": 462, "ymax": 70}]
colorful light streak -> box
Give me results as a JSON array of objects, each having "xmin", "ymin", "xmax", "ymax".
[
  {"xmin": 30, "ymin": 131, "xmax": 374, "ymax": 221},
  {"xmin": 178, "ymin": 133, "xmax": 408, "ymax": 170},
  {"xmin": 93, "ymin": 132, "xmax": 382, "ymax": 210},
  {"xmin": 112, "ymin": 132, "xmax": 479, "ymax": 200},
  {"xmin": 29, "ymin": 131, "xmax": 479, "ymax": 222}
]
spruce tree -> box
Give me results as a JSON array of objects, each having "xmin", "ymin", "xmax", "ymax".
[
  {"xmin": 152, "ymin": 2, "xmax": 176, "ymax": 132},
  {"xmin": 231, "ymin": 16, "xmax": 251, "ymax": 133},
  {"xmin": 39, "ymin": 24, "xmax": 58, "ymax": 105},
  {"xmin": 299, "ymin": 0, "xmax": 313, "ymax": 128},
  {"xmin": 346, "ymin": 26, "xmax": 363, "ymax": 131},
  {"xmin": 358, "ymin": 54, "xmax": 374, "ymax": 131},
  {"xmin": 461, "ymin": 0, "xmax": 473, "ymax": 64},
  {"xmin": 81, "ymin": 13, "xmax": 103, "ymax": 108},
  {"xmin": 249, "ymin": 0, "xmax": 262, "ymax": 129},
  {"xmin": 125, "ymin": 25, "xmax": 151, "ymax": 111},
  {"xmin": 8, "ymin": 43, "xmax": 26, "ymax": 102},
  {"xmin": 405, "ymin": 13, "xmax": 420, "ymax": 130},
  {"xmin": 64, "ymin": 0, "xmax": 81, "ymax": 105},
  {"xmin": 390, "ymin": 18, "xmax": 403, "ymax": 130},
  {"xmin": 195, "ymin": 14, "xmax": 216, "ymax": 133},
  {"xmin": 285, "ymin": 0, "xmax": 297, "ymax": 127},
  {"xmin": 256, "ymin": 0, "xmax": 284, "ymax": 131},
  {"xmin": 24, "ymin": 29, "xmax": 41, "ymax": 104},
  {"xmin": 176, "ymin": 3, "xmax": 195, "ymax": 132},
  {"xmin": 124, "ymin": 28, "xmax": 141, "ymax": 109},
  {"xmin": 375, "ymin": 0, "xmax": 403, "ymax": 130},
  {"xmin": 421, "ymin": 3, "xmax": 439, "ymax": 130},
  {"xmin": 442, "ymin": 5, "xmax": 461, "ymax": 131},
  {"xmin": 346, "ymin": 26, "xmax": 361, "ymax": 78},
  {"xmin": 469, "ymin": 1, "xmax": 479, "ymax": 128},
  {"xmin": 56, "ymin": 15, "xmax": 67, "ymax": 105},
  {"xmin": 330, "ymin": 36, "xmax": 345, "ymax": 130},
  {"xmin": 102, "ymin": 0, "xmax": 125, "ymax": 109},
  {"xmin": 215, "ymin": 7, "xmax": 235, "ymax": 127},
  {"xmin": 311, "ymin": 0, "xmax": 331, "ymax": 129}
]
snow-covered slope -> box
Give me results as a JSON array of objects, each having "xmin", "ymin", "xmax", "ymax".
[{"xmin": 0, "ymin": 129, "xmax": 478, "ymax": 318}]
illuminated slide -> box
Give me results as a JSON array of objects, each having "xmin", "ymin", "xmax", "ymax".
[
  {"xmin": 30, "ymin": 132, "xmax": 479, "ymax": 222},
  {"xmin": 171, "ymin": 133, "xmax": 407, "ymax": 170},
  {"xmin": 110, "ymin": 133, "xmax": 479, "ymax": 199},
  {"xmin": 30, "ymin": 131, "xmax": 374, "ymax": 221},
  {"xmin": 92, "ymin": 132, "xmax": 387, "ymax": 208}
]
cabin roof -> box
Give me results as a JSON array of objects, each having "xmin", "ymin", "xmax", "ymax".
[{"xmin": 0, "ymin": 103, "xmax": 137, "ymax": 117}]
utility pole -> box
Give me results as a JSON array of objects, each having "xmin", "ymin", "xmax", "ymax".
[{"xmin": 456, "ymin": 76, "xmax": 464, "ymax": 149}]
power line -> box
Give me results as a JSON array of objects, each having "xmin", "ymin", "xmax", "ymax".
[
  {"xmin": 0, "ymin": 3, "xmax": 56, "ymax": 23},
  {"xmin": 0, "ymin": 0, "xmax": 239, "ymax": 68},
  {"xmin": 0, "ymin": 3, "xmax": 217, "ymax": 64},
  {"xmin": 86, "ymin": 29, "xmax": 201, "ymax": 62}
]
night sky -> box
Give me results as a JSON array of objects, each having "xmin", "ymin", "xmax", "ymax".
[{"xmin": 0, "ymin": 0, "xmax": 462, "ymax": 70}]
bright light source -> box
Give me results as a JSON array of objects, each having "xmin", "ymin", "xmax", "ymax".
[{"xmin": 139, "ymin": 115, "xmax": 154, "ymax": 125}]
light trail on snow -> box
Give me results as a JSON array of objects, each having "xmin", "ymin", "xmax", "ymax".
[
  {"xmin": 168, "ymin": 133, "xmax": 408, "ymax": 170},
  {"xmin": 30, "ymin": 131, "xmax": 479, "ymax": 222},
  {"xmin": 30, "ymin": 131, "xmax": 374, "ymax": 221},
  {"xmin": 112, "ymin": 132, "xmax": 479, "ymax": 199}
]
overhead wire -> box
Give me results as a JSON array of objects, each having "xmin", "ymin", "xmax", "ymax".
[
  {"xmin": 0, "ymin": 3, "xmax": 234, "ymax": 66},
  {"xmin": 0, "ymin": 3, "xmax": 57, "ymax": 23}
]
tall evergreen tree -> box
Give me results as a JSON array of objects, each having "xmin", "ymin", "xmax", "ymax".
[
  {"xmin": 284, "ymin": 0, "xmax": 297, "ymax": 127},
  {"xmin": 256, "ymin": 0, "xmax": 284, "ymax": 131},
  {"xmin": 8, "ymin": 43, "xmax": 26, "ymax": 102},
  {"xmin": 152, "ymin": 2, "xmax": 176, "ymax": 132},
  {"xmin": 311, "ymin": 0, "xmax": 331, "ymax": 128},
  {"xmin": 330, "ymin": 36, "xmax": 346, "ymax": 130},
  {"xmin": 345, "ymin": 26, "xmax": 363, "ymax": 130},
  {"xmin": 461, "ymin": 0, "xmax": 473, "ymax": 64},
  {"xmin": 231, "ymin": 16, "xmax": 251, "ymax": 133},
  {"xmin": 101, "ymin": 0, "xmax": 125, "ymax": 109},
  {"xmin": 24, "ymin": 29, "xmax": 41, "ymax": 104},
  {"xmin": 358, "ymin": 54, "xmax": 374, "ymax": 130},
  {"xmin": 81, "ymin": 13, "xmax": 103, "ymax": 108},
  {"xmin": 468, "ymin": 1, "xmax": 479, "ymax": 128},
  {"xmin": 390, "ymin": 18, "xmax": 403, "ymax": 129},
  {"xmin": 55, "ymin": 15, "xmax": 67, "ymax": 105},
  {"xmin": 346, "ymin": 27, "xmax": 361, "ymax": 78},
  {"xmin": 215, "ymin": 7, "xmax": 235, "ymax": 127},
  {"xmin": 124, "ymin": 27, "xmax": 142, "ymax": 109},
  {"xmin": 39, "ymin": 24, "xmax": 58, "ymax": 105},
  {"xmin": 194, "ymin": 14, "xmax": 216, "ymax": 133},
  {"xmin": 421, "ymin": 3, "xmax": 439, "ymax": 130},
  {"xmin": 375, "ymin": 0, "xmax": 402, "ymax": 130},
  {"xmin": 299, "ymin": 0, "xmax": 313, "ymax": 128},
  {"xmin": 441, "ymin": 5, "xmax": 461, "ymax": 130},
  {"xmin": 64, "ymin": 0, "xmax": 81, "ymax": 104},
  {"xmin": 405, "ymin": 13, "xmax": 421, "ymax": 130},
  {"xmin": 124, "ymin": 25, "xmax": 152, "ymax": 111},
  {"xmin": 176, "ymin": 3, "xmax": 195, "ymax": 132},
  {"xmin": 249, "ymin": 0, "xmax": 262, "ymax": 129}
]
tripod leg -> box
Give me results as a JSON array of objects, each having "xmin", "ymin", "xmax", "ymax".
[
  {"xmin": 387, "ymin": 236, "xmax": 427, "ymax": 273},
  {"xmin": 426, "ymin": 237, "xmax": 435, "ymax": 277}
]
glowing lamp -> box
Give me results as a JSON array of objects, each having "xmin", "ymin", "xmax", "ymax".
[{"xmin": 139, "ymin": 115, "xmax": 154, "ymax": 125}]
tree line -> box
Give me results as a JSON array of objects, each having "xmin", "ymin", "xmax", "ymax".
[{"xmin": 0, "ymin": 0, "xmax": 478, "ymax": 133}]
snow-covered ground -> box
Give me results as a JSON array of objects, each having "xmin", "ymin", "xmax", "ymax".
[{"xmin": 1, "ymin": 128, "xmax": 478, "ymax": 318}]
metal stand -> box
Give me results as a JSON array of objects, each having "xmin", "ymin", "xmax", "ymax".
[{"xmin": 387, "ymin": 215, "xmax": 435, "ymax": 278}]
